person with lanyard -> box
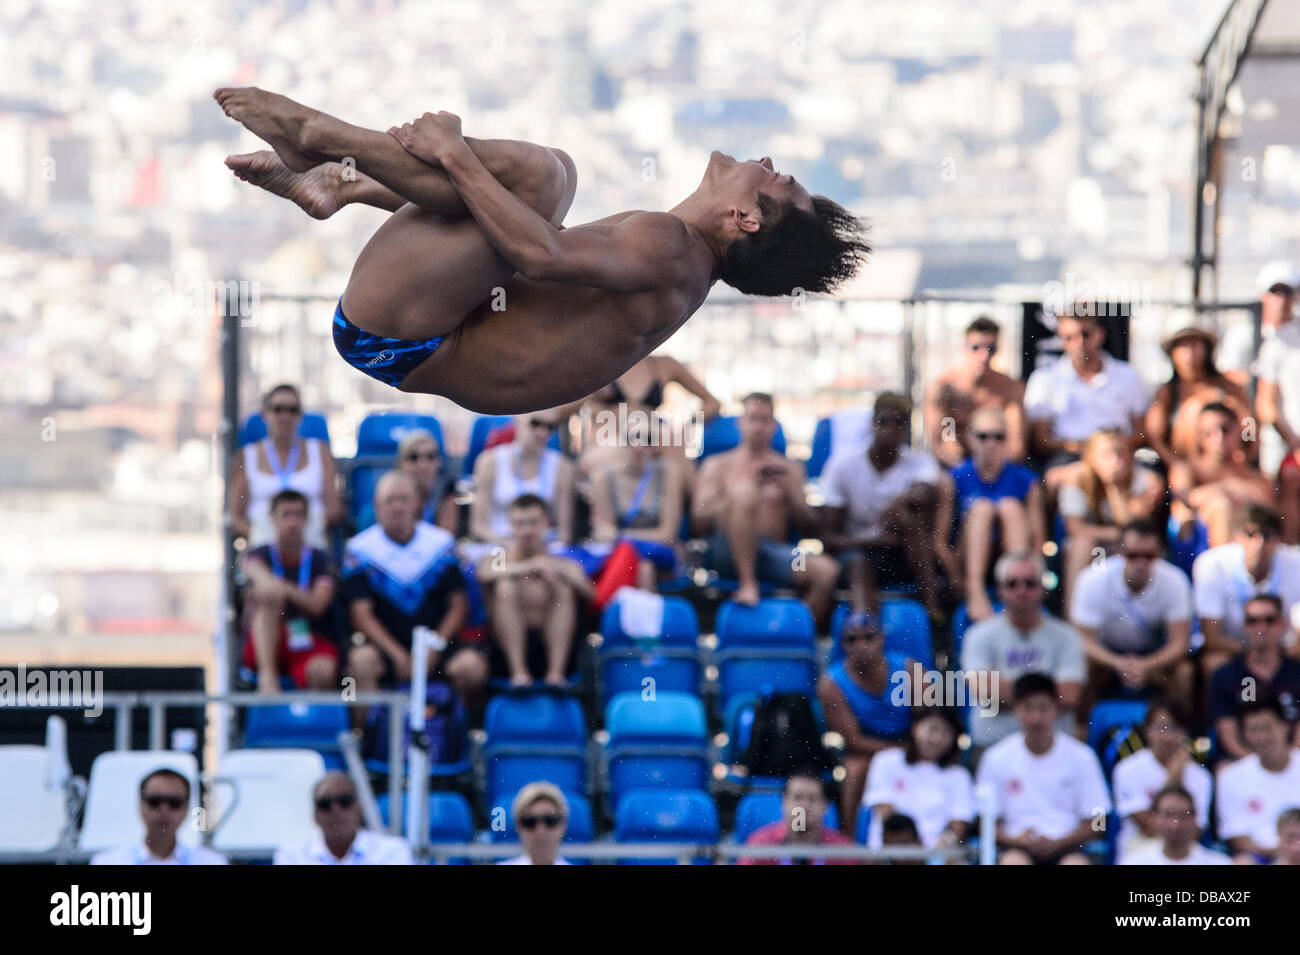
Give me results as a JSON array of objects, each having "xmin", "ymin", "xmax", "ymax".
[
  {"xmin": 228, "ymin": 383, "xmax": 341, "ymax": 549},
  {"xmin": 239, "ymin": 489, "xmax": 341, "ymax": 693},
  {"xmin": 818, "ymin": 610, "xmax": 919, "ymax": 829},
  {"xmin": 357, "ymin": 428, "xmax": 458, "ymax": 533},
  {"xmin": 1069, "ymin": 519, "xmax": 1193, "ymax": 711},
  {"xmin": 1193, "ymin": 504, "xmax": 1300, "ymax": 679},
  {"xmin": 739, "ymin": 770, "xmax": 859, "ymax": 865},
  {"xmin": 588, "ymin": 436, "xmax": 685, "ymax": 590},
  {"xmin": 91, "ymin": 769, "xmax": 227, "ymax": 866},
  {"xmin": 469, "ymin": 410, "xmax": 575, "ymax": 550}
]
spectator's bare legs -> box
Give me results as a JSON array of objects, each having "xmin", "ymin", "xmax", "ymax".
[
  {"xmin": 846, "ymin": 552, "xmax": 882, "ymax": 616},
  {"xmin": 532, "ymin": 578, "xmax": 576, "ymax": 687},
  {"xmin": 345, "ymin": 644, "xmax": 384, "ymax": 729},
  {"xmin": 489, "ymin": 577, "xmax": 533, "ymax": 687},
  {"xmin": 721, "ymin": 478, "xmax": 763, "ymax": 605},
  {"xmin": 443, "ymin": 648, "xmax": 489, "ymax": 702},
  {"xmin": 302, "ymin": 654, "xmax": 339, "ymax": 691},
  {"xmin": 250, "ymin": 594, "xmax": 285, "ymax": 693},
  {"xmin": 840, "ymin": 754, "xmax": 872, "ymax": 832},
  {"xmin": 885, "ymin": 487, "xmax": 943, "ymax": 617},
  {"xmin": 961, "ymin": 500, "xmax": 997, "ymax": 620},
  {"xmin": 1281, "ymin": 466, "xmax": 1300, "ymax": 545},
  {"xmin": 793, "ymin": 554, "xmax": 840, "ymax": 630}
]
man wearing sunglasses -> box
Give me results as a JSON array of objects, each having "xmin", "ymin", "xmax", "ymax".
[
  {"xmin": 1193, "ymin": 504, "xmax": 1300, "ymax": 678},
  {"xmin": 275, "ymin": 772, "xmax": 413, "ymax": 865},
  {"xmin": 1209, "ymin": 594, "xmax": 1300, "ymax": 761},
  {"xmin": 1024, "ymin": 309, "xmax": 1148, "ymax": 467},
  {"xmin": 1069, "ymin": 520, "xmax": 1192, "ymax": 708},
  {"xmin": 926, "ymin": 316, "xmax": 1027, "ymax": 467},
  {"xmin": 499, "ymin": 782, "xmax": 572, "ymax": 865},
  {"xmin": 91, "ymin": 769, "xmax": 227, "ymax": 865}
]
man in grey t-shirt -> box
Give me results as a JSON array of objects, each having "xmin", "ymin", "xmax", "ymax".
[{"xmin": 961, "ymin": 552, "xmax": 1085, "ymax": 748}]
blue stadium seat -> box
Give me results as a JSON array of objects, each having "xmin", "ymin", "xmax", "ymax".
[
  {"xmin": 598, "ymin": 597, "xmax": 702, "ymax": 709},
  {"xmin": 1087, "ymin": 699, "xmax": 1149, "ymax": 781},
  {"xmin": 695, "ymin": 415, "xmax": 787, "ymax": 464},
  {"xmin": 733, "ymin": 791, "xmax": 840, "ymax": 842},
  {"xmin": 482, "ymin": 692, "xmax": 588, "ymax": 802},
  {"xmin": 486, "ymin": 789, "xmax": 595, "ymax": 844},
  {"xmin": 713, "ymin": 598, "xmax": 817, "ymax": 710},
  {"xmin": 605, "ymin": 692, "xmax": 709, "ymax": 807},
  {"xmin": 242, "ymin": 704, "xmax": 349, "ymax": 769},
  {"xmin": 829, "ymin": 599, "xmax": 934, "ymax": 668},
  {"xmin": 718, "ymin": 691, "xmax": 829, "ymax": 770},
  {"xmin": 1167, "ymin": 514, "xmax": 1209, "ymax": 579},
  {"xmin": 855, "ymin": 804, "xmax": 873, "ymax": 845},
  {"xmin": 238, "ymin": 411, "xmax": 332, "ymax": 448},
  {"xmin": 614, "ymin": 789, "xmax": 719, "ymax": 864},
  {"xmin": 807, "ymin": 409, "xmax": 870, "ymax": 479},
  {"xmin": 376, "ymin": 791, "xmax": 473, "ymax": 864}
]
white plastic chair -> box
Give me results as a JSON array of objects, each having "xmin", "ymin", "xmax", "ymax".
[
  {"xmin": 0, "ymin": 746, "xmax": 67, "ymax": 851},
  {"xmin": 77, "ymin": 751, "xmax": 201, "ymax": 852},
  {"xmin": 209, "ymin": 749, "xmax": 326, "ymax": 853}
]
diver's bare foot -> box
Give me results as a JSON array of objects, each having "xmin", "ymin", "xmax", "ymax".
[
  {"xmin": 213, "ymin": 86, "xmax": 322, "ymax": 172},
  {"xmin": 225, "ymin": 151, "xmax": 346, "ymax": 220}
]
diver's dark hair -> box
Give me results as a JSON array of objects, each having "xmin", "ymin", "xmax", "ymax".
[{"xmin": 719, "ymin": 194, "xmax": 869, "ymax": 297}]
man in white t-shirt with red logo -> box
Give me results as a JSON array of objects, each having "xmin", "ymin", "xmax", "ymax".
[
  {"xmin": 1121, "ymin": 784, "xmax": 1232, "ymax": 865},
  {"xmin": 1216, "ymin": 697, "xmax": 1300, "ymax": 863},
  {"xmin": 976, "ymin": 672, "xmax": 1111, "ymax": 865}
]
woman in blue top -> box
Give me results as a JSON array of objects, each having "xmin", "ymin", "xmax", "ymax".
[
  {"xmin": 818, "ymin": 611, "xmax": 918, "ymax": 833},
  {"xmin": 935, "ymin": 406, "xmax": 1044, "ymax": 624}
]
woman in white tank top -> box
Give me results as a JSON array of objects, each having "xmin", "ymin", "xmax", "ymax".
[
  {"xmin": 469, "ymin": 412, "xmax": 575, "ymax": 545},
  {"xmin": 228, "ymin": 384, "xmax": 341, "ymax": 548}
]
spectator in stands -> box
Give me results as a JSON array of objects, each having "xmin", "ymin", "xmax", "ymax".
[
  {"xmin": 229, "ymin": 383, "xmax": 341, "ymax": 549},
  {"xmin": 875, "ymin": 814, "xmax": 925, "ymax": 865},
  {"xmin": 90, "ymin": 768, "xmax": 226, "ymax": 866},
  {"xmin": 357, "ymin": 428, "xmax": 457, "ymax": 534},
  {"xmin": 470, "ymin": 410, "xmax": 575, "ymax": 548},
  {"xmin": 961, "ymin": 553, "xmax": 1085, "ymax": 750},
  {"xmin": 926, "ymin": 315, "xmax": 1027, "ymax": 467},
  {"xmin": 1145, "ymin": 323, "xmax": 1255, "ymax": 470},
  {"xmin": 1055, "ymin": 429, "xmax": 1164, "ymax": 598},
  {"xmin": 694, "ymin": 392, "xmax": 839, "ymax": 620},
  {"xmin": 1170, "ymin": 402, "xmax": 1274, "ymax": 548},
  {"xmin": 343, "ymin": 471, "xmax": 483, "ymax": 703},
  {"xmin": 239, "ymin": 489, "xmax": 341, "ymax": 693},
  {"xmin": 1025, "ymin": 309, "xmax": 1149, "ymax": 467},
  {"xmin": 1220, "ymin": 260, "xmax": 1297, "ymax": 389},
  {"xmin": 1276, "ymin": 808, "xmax": 1300, "ymax": 865},
  {"xmin": 739, "ymin": 769, "xmax": 858, "ymax": 865},
  {"xmin": 274, "ymin": 772, "xmax": 412, "ymax": 865},
  {"xmin": 1216, "ymin": 697, "xmax": 1300, "ymax": 863},
  {"xmin": 1258, "ymin": 280, "xmax": 1300, "ymax": 544},
  {"xmin": 862, "ymin": 708, "xmax": 973, "ymax": 850},
  {"xmin": 1112, "ymin": 699, "xmax": 1212, "ymax": 864},
  {"xmin": 818, "ymin": 611, "xmax": 917, "ymax": 827},
  {"xmin": 1209, "ymin": 594, "xmax": 1300, "ymax": 761},
  {"xmin": 588, "ymin": 432, "xmax": 685, "ymax": 590},
  {"xmin": 477, "ymin": 493, "xmax": 592, "ymax": 687},
  {"xmin": 1069, "ymin": 520, "xmax": 1193, "ymax": 708},
  {"xmin": 1121, "ymin": 784, "xmax": 1232, "ymax": 866},
  {"xmin": 499, "ymin": 781, "xmax": 572, "ymax": 865},
  {"xmin": 977, "ymin": 673, "xmax": 1111, "ymax": 865},
  {"xmin": 1193, "ymin": 504, "xmax": 1300, "ymax": 677},
  {"xmin": 939, "ymin": 405, "xmax": 1043, "ymax": 622},
  {"xmin": 823, "ymin": 392, "xmax": 952, "ymax": 620}
]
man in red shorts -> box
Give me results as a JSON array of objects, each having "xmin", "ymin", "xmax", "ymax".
[{"xmin": 240, "ymin": 489, "xmax": 341, "ymax": 692}]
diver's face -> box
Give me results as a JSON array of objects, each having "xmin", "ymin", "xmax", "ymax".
[{"xmin": 706, "ymin": 152, "xmax": 814, "ymax": 213}]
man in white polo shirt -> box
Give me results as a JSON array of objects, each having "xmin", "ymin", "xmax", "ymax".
[
  {"xmin": 1024, "ymin": 309, "xmax": 1148, "ymax": 466},
  {"xmin": 1217, "ymin": 698, "xmax": 1300, "ymax": 863},
  {"xmin": 1193, "ymin": 504, "xmax": 1300, "ymax": 677},
  {"xmin": 274, "ymin": 772, "xmax": 413, "ymax": 865},
  {"xmin": 91, "ymin": 768, "xmax": 227, "ymax": 866},
  {"xmin": 1121, "ymin": 784, "xmax": 1232, "ymax": 866},
  {"xmin": 976, "ymin": 672, "xmax": 1112, "ymax": 865},
  {"xmin": 1070, "ymin": 519, "xmax": 1192, "ymax": 706}
]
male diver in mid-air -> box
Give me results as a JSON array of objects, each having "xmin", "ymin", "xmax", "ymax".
[{"xmin": 214, "ymin": 87, "xmax": 869, "ymax": 414}]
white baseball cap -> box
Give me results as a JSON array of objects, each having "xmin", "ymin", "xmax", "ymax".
[{"xmin": 1257, "ymin": 260, "xmax": 1300, "ymax": 295}]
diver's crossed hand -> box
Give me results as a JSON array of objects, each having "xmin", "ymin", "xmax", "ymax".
[{"xmin": 387, "ymin": 111, "xmax": 463, "ymax": 165}]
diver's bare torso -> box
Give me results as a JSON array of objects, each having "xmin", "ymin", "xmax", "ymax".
[{"xmin": 379, "ymin": 209, "xmax": 717, "ymax": 414}]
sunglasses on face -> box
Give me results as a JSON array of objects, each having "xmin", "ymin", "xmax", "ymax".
[
  {"xmin": 874, "ymin": 416, "xmax": 907, "ymax": 428},
  {"xmin": 519, "ymin": 813, "xmax": 563, "ymax": 831},
  {"xmin": 142, "ymin": 794, "xmax": 186, "ymax": 810},
  {"xmin": 269, "ymin": 404, "xmax": 301, "ymax": 415},
  {"xmin": 315, "ymin": 793, "xmax": 357, "ymax": 811},
  {"xmin": 1245, "ymin": 614, "xmax": 1280, "ymax": 626},
  {"xmin": 968, "ymin": 342, "xmax": 997, "ymax": 354},
  {"xmin": 971, "ymin": 431, "xmax": 1006, "ymax": 443},
  {"xmin": 529, "ymin": 419, "xmax": 557, "ymax": 431},
  {"xmin": 1001, "ymin": 576, "xmax": 1041, "ymax": 590},
  {"xmin": 842, "ymin": 629, "xmax": 883, "ymax": 644},
  {"xmin": 403, "ymin": 451, "xmax": 440, "ymax": 462},
  {"xmin": 1124, "ymin": 550, "xmax": 1159, "ymax": 561}
]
